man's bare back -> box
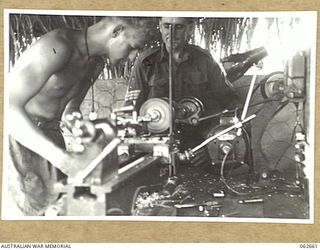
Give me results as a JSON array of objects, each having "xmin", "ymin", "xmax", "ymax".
[{"xmin": 12, "ymin": 29, "xmax": 103, "ymax": 120}]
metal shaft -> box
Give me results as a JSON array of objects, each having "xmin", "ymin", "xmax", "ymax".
[
  {"xmin": 236, "ymin": 71, "xmax": 258, "ymax": 136},
  {"xmin": 72, "ymin": 138, "xmax": 121, "ymax": 186},
  {"xmin": 198, "ymin": 109, "xmax": 228, "ymax": 122},
  {"xmin": 168, "ymin": 24, "xmax": 174, "ymax": 138},
  {"xmin": 168, "ymin": 24, "xmax": 176, "ymax": 176},
  {"xmin": 241, "ymin": 73, "xmax": 257, "ymax": 121},
  {"xmin": 191, "ymin": 114, "xmax": 256, "ymax": 153}
]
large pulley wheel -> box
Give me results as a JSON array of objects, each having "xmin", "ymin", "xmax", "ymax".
[
  {"xmin": 177, "ymin": 96, "xmax": 204, "ymax": 125},
  {"xmin": 139, "ymin": 98, "xmax": 172, "ymax": 133},
  {"xmin": 178, "ymin": 97, "xmax": 204, "ymax": 115},
  {"xmin": 260, "ymin": 71, "xmax": 285, "ymax": 99}
]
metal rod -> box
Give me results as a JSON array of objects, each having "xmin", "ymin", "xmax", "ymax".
[
  {"xmin": 168, "ymin": 24, "xmax": 175, "ymax": 176},
  {"xmin": 241, "ymin": 73, "xmax": 257, "ymax": 121},
  {"xmin": 168, "ymin": 24, "xmax": 174, "ymax": 138},
  {"xmin": 198, "ymin": 109, "xmax": 229, "ymax": 122},
  {"xmin": 236, "ymin": 71, "xmax": 258, "ymax": 136},
  {"xmin": 191, "ymin": 114, "xmax": 256, "ymax": 153},
  {"xmin": 72, "ymin": 138, "xmax": 121, "ymax": 186}
]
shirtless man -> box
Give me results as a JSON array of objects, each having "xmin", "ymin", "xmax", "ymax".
[{"xmin": 8, "ymin": 16, "xmax": 148, "ymax": 215}]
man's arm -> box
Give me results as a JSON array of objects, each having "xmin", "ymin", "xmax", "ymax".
[
  {"xmin": 62, "ymin": 57, "xmax": 105, "ymax": 119},
  {"xmin": 8, "ymin": 37, "xmax": 73, "ymax": 171},
  {"xmin": 207, "ymin": 56, "xmax": 239, "ymax": 110}
]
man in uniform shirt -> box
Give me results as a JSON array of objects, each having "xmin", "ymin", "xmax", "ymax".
[{"xmin": 128, "ymin": 17, "xmax": 238, "ymax": 168}]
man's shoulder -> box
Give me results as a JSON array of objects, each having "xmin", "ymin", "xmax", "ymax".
[
  {"xmin": 187, "ymin": 45, "xmax": 214, "ymax": 59},
  {"xmin": 20, "ymin": 29, "xmax": 75, "ymax": 69},
  {"xmin": 34, "ymin": 29, "xmax": 75, "ymax": 58},
  {"xmin": 137, "ymin": 47, "xmax": 161, "ymax": 64},
  {"xmin": 38, "ymin": 29, "xmax": 75, "ymax": 49}
]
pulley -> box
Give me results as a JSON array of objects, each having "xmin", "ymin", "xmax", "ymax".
[
  {"xmin": 139, "ymin": 98, "xmax": 173, "ymax": 133},
  {"xmin": 176, "ymin": 96, "xmax": 204, "ymax": 126},
  {"xmin": 260, "ymin": 72, "xmax": 285, "ymax": 99},
  {"xmin": 139, "ymin": 97, "xmax": 204, "ymax": 133}
]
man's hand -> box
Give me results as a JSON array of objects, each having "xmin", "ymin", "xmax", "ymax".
[
  {"xmin": 58, "ymin": 141, "xmax": 105, "ymax": 178},
  {"xmin": 189, "ymin": 147, "xmax": 212, "ymax": 167}
]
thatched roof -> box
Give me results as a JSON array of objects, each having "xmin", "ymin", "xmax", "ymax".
[{"xmin": 9, "ymin": 14, "xmax": 263, "ymax": 78}]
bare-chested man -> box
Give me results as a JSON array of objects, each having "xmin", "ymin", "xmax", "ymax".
[{"xmin": 8, "ymin": 16, "xmax": 148, "ymax": 215}]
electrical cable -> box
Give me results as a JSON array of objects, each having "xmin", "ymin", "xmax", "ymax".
[
  {"xmin": 220, "ymin": 150, "xmax": 229, "ymax": 179},
  {"xmin": 225, "ymin": 139, "xmax": 238, "ymax": 177},
  {"xmin": 220, "ymin": 150, "xmax": 251, "ymax": 196}
]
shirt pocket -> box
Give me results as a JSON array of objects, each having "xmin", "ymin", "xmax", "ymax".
[
  {"xmin": 184, "ymin": 71, "xmax": 209, "ymax": 97},
  {"xmin": 148, "ymin": 77, "xmax": 168, "ymax": 98}
]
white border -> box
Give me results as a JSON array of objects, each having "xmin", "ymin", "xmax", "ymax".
[
  {"xmin": 2, "ymin": 9, "xmax": 11, "ymax": 221},
  {"xmin": 3, "ymin": 9, "xmax": 318, "ymax": 18},
  {"xmin": 307, "ymin": 12, "xmax": 317, "ymax": 225},
  {"xmin": 2, "ymin": 9, "xmax": 317, "ymax": 224},
  {"xmin": 1, "ymin": 214, "xmax": 316, "ymax": 224}
]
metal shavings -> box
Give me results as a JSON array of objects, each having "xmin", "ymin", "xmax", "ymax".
[{"xmin": 135, "ymin": 192, "xmax": 170, "ymax": 209}]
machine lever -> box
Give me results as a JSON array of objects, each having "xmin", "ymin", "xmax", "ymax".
[
  {"xmin": 191, "ymin": 114, "xmax": 256, "ymax": 154},
  {"xmin": 72, "ymin": 138, "xmax": 121, "ymax": 186}
]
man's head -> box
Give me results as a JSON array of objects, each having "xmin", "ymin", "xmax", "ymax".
[
  {"xmin": 159, "ymin": 17, "xmax": 194, "ymax": 52},
  {"xmin": 95, "ymin": 17, "xmax": 151, "ymax": 64}
]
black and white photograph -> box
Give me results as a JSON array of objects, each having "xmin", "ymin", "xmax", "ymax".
[{"xmin": 2, "ymin": 10, "xmax": 317, "ymax": 222}]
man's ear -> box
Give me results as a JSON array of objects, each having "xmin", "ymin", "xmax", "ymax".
[
  {"xmin": 158, "ymin": 19, "xmax": 163, "ymax": 32},
  {"xmin": 112, "ymin": 24, "xmax": 126, "ymax": 38},
  {"xmin": 185, "ymin": 24, "xmax": 193, "ymax": 40},
  {"xmin": 186, "ymin": 24, "xmax": 193, "ymax": 35}
]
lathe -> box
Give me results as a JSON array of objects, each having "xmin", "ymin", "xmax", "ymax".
[
  {"xmin": 47, "ymin": 91, "xmax": 255, "ymax": 216},
  {"xmin": 46, "ymin": 43, "xmax": 308, "ymax": 217}
]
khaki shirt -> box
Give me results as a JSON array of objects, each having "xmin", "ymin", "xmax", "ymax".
[{"xmin": 129, "ymin": 44, "xmax": 237, "ymax": 117}]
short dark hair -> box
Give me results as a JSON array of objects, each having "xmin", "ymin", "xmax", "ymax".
[
  {"xmin": 99, "ymin": 16, "xmax": 157, "ymax": 44},
  {"xmin": 99, "ymin": 16, "xmax": 156, "ymax": 30}
]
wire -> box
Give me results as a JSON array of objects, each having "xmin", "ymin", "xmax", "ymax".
[
  {"xmin": 220, "ymin": 150, "xmax": 251, "ymax": 196},
  {"xmin": 220, "ymin": 150, "xmax": 229, "ymax": 179}
]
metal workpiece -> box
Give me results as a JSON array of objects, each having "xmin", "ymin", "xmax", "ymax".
[
  {"xmin": 174, "ymin": 201, "xmax": 222, "ymax": 208},
  {"xmin": 238, "ymin": 198, "xmax": 264, "ymax": 204}
]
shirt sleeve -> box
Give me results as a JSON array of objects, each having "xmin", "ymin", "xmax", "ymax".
[{"xmin": 207, "ymin": 56, "xmax": 239, "ymax": 110}]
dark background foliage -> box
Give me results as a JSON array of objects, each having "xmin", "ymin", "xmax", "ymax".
[{"xmin": 9, "ymin": 14, "xmax": 259, "ymax": 78}]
